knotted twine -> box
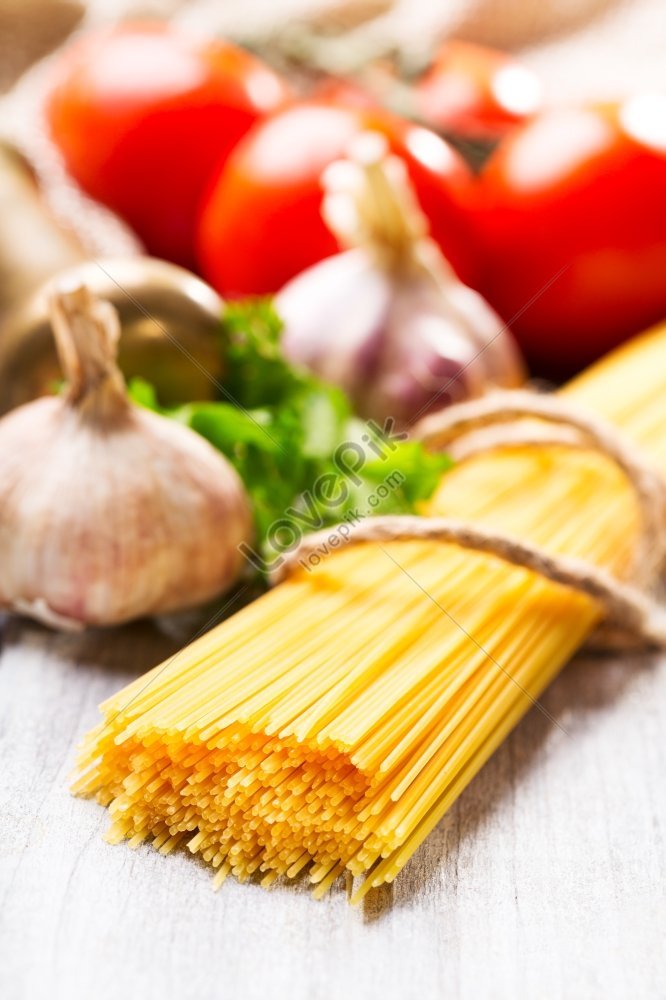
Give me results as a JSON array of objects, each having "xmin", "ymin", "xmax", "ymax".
[{"xmin": 271, "ymin": 390, "xmax": 666, "ymax": 651}]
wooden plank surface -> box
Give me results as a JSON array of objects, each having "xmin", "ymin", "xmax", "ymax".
[{"xmin": 1, "ymin": 614, "xmax": 665, "ymax": 1000}]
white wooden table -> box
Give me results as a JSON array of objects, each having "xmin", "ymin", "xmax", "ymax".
[{"xmin": 1, "ymin": 613, "xmax": 664, "ymax": 1000}]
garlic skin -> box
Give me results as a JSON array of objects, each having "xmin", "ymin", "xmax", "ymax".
[
  {"xmin": 0, "ymin": 286, "xmax": 252, "ymax": 629},
  {"xmin": 278, "ymin": 136, "xmax": 524, "ymax": 427}
]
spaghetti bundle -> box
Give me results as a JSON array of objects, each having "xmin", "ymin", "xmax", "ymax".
[{"xmin": 75, "ymin": 324, "xmax": 666, "ymax": 902}]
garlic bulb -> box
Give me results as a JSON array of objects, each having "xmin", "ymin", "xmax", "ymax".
[
  {"xmin": 0, "ymin": 256, "xmax": 227, "ymax": 415},
  {"xmin": 278, "ymin": 134, "xmax": 524, "ymax": 428},
  {"xmin": 0, "ymin": 285, "xmax": 252, "ymax": 629}
]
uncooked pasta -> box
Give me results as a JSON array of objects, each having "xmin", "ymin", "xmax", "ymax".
[{"xmin": 74, "ymin": 322, "xmax": 666, "ymax": 902}]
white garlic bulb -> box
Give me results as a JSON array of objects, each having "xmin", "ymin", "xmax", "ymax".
[{"xmin": 0, "ymin": 285, "xmax": 252, "ymax": 629}]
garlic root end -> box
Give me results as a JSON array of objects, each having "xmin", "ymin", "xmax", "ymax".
[{"xmin": 11, "ymin": 597, "xmax": 86, "ymax": 632}]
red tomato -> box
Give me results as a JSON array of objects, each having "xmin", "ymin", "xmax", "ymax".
[
  {"xmin": 474, "ymin": 98, "xmax": 666, "ymax": 378},
  {"xmin": 46, "ymin": 22, "xmax": 290, "ymax": 268},
  {"xmin": 415, "ymin": 41, "xmax": 542, "ymax": 140},
  {"xmin": 196, "ymin": 101, "xmax": 478, "ymax": 297}
]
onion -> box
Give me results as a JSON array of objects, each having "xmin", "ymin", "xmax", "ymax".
[{"xmin": 277, "ymin": 135, "xmax": 524, "ymax": 427}]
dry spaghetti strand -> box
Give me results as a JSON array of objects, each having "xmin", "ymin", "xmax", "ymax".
[{"xmin": 75, "ymin": 323, "xmax": 666, "ymax": 900}]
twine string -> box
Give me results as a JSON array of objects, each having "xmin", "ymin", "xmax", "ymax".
[
  {"xmin": 271, "ymin": 390, "xmax": 666, "ymax": 651},
  {"xmin": 416, "ymin": 390, "xmax": 666, "ymax": 586}
]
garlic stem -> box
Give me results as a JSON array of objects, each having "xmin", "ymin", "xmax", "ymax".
[
  {"xmin": 50, "ymin": 284, "xmax": 129, "ymax": 421},
  {"xmin": 324, "ymin": 134, "xmax": 429, "ymax": 271}
]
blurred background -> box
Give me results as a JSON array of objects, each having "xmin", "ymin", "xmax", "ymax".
[
  {"xmin": 1, "ymin": 0, "xmax": 665, "ymax": 100},
  {"xmin": 1, "ymin": 0, "xmax": 664, "ymax": 257},
  {"xmin": 0, "ymin": 0, "xmax": 664, "ymax": 389}
]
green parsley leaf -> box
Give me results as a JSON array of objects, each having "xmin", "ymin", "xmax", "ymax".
[{"xmin": 128, "ymin": 300, "xmax": 451, "ymax": 573}]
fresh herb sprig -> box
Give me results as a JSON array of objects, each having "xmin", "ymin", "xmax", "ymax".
[{"xmin": 130, "ymin": 300, "xmax": 451, "ymax": 558}]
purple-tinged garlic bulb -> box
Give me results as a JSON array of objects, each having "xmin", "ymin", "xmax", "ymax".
[{"xmin": 278, "ymin": 134, "xmax": 524, "ymax": 427}]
